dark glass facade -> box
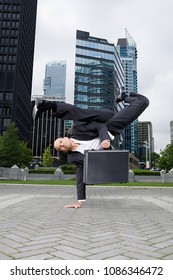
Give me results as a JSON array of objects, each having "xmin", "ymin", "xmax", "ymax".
[
  {"xmin": 74, "ymin": 30, "xmax": 124, "ymax": 113},
  {"xmin": 74, "ymin": 30, "xmax": 125, "ymax": 149},
  {"xmin": 0, "ymin": 0, "xmax": 37, "ymax": 145}
]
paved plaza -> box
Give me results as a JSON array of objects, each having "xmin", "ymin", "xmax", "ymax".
[{"xmin": 0, "ymin": 184, "xmax": 173, "ymax": 260}]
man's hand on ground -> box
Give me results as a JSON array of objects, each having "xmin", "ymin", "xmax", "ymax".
[{"xmin": 64, "ymin": 201, "xmax": 84, "ymax": 209}]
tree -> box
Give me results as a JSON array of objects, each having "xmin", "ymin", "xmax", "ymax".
[
  {"xmin": 17, "ymin": 141, "xmax": 33, "ymax": 167},
  {"xmin": 151, "ymin": 152, "xmax": 160, "ymax": 169},
  {"xmin": 157, "ymin": 143, "xmax": 173, "ymax": 172},
  {"xmin": 0, "ymin": 136, "xmax": 3, "ymax": 157},
  {"xmin": 42, "ymin": 146, "xmax": 53, "ymax": 167},
  {"xmin": 0, "ymin": 122, "xmax": 33, "ymax": 167}
]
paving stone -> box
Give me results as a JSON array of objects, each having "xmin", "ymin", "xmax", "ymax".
[
  {"xmin": 157, "ymin": 245, "xmax": 173, "ymax": 255},
  {"xmin": 149, "ymin": 235, "xmax": 173, "ymax": 244},
  {"xmin": 123, "ymin": 251, "xmax": 158, "ymax": 260},
  {"xmin": 0, "ymin": 243, "xmax": 19, "ymax": 254},
  {"xmin": 162, "ymin": 254, "xmax": 173, "ymax": 260},
  {"xmin": 121, "ymin": 245, "xmax": 165, "ymax": 258},
  {"xmin": 0, "ymin": 238, "xmax": 23, "ymax": 248},
  {"xmin": 19, "ymin": 253, "xmax": 53, "ymax": 260},
  {"xmin": 107, "ymin": 254, "xmax": 131, "ymax": 260},
  {"xmin": 23, "ymin": 238, "xmax": 61, "ymax": 246},
  {"xmin": 17, "ymin": 242, "xmax": 58, "ymax": 252},
  {"xmin": 59, "ymin": 240, "xmax": 91, "ymax": 251},
  {"xmin": 54, "ymin": 245, "xmax": 89, "ymax": 258},
  {"xmin": 154, "ymin": 241, "xmax": 173, "ymax": 249},
  {"xmin": 86, "ymin": 248, "xmax": 126, "ymax": 260},
  {"xmin": 50, "ymin": 250, "xmax": 85, "ymax": 260},
  {"xmin": 4, "ymin": 233, "xmax": 30, "ymax": 243},
  {"xmin": 11, "ymin": 247, "xmax": 55, "ymax": 259},
  {"xmin": 0, "ymin": 252, "xmax": 14, "ymax": 259}
]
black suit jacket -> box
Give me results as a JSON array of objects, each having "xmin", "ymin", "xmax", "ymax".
[{"xmin": 68, "ymin": 121, "xmax": 111, "ymax": 162}]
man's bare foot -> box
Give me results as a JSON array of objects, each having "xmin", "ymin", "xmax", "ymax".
[{"xmin": 64, "ymin": 201, "xmax": 84, "ymax": 208}]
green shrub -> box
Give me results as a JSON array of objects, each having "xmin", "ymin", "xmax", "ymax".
[
  {"xmin": 29, "ymin": 165, "xmax": 77, "ymax": 174},
  {"xmin": 133, "ymin": 169, "xmax": 160, "ymax": 176},
  {"xmin": 29, "ymin": 167, "xmax": 56, "ymax": 174},
  {"xmin": 60, "ymin": 164, "xmax": 76, "ymax": 174}
]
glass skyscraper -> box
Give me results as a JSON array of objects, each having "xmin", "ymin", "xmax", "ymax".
[
  {"xmin": 117, "ymin": 29, "xmax": 138, "ymax": 156},
  {"xmin": 138, "ymin": 121, "xmax": 154, "ymax": 168},
  {"xmin": 43, "ymin": 61, "xmax": 66, "ymax": 101},
  {"xmin": 74, "ymin": 30, "xmax": 126, "ymax": 148},
  {"xmin": 74, "ymin": 30, "xmax": 125, "ymax": 148},
  {"xmin": 0, "ymin": 0, "xmax": 38, "ymax": 144},
  {"xmin": 74, "ymin": 30, "xmax": 124, "ymax": 112}
]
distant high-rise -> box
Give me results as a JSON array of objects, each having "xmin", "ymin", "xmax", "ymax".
[
  {"xmin": 32, "ymin": 60, "xmax": 67, "ymax": 158},
  {"xmin": 43, "ymin": 61, "xmax": 66, "ymax": 101},
  {"xmin": 138, "ymin": 121, "xmax": 154, "ymax": 168},
  {"xmin": 117, "ymin": 29, "xmax": 138, "ymax": 156},
  {"xmin": 0, "ymin": 0, "xmax": 38, "ymax": 144},
  {"xmin": 170, "ymin": 120, "xmax": 173, "ymax": 144}
]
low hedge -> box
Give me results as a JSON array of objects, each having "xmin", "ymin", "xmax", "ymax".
[
  {"xmin": 29, "ymin": 167, "xmax": 56, "ymax": 174},
  {"xmin": 29, "ymin": 166, "xmax": 160, "ymax": 176},
  {"xmin": 133, "ymin": 169, "xmax": 160, "ymax": 176},
  {"xmin": 29, "ymin": 165, "xmax": 76, "ymax": 174},
  {"xmin": 60, "ymin": 164, "xmax": 76, "ymax": 174}
]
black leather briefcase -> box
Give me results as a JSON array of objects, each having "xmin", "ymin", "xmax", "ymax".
[{"xmin": 83, "ymin": 150, "xmax": 129, "ymax": 184}]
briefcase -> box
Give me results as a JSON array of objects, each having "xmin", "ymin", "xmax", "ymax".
[{"xmin": 83, "ymin": 150, "xmax": 129, "ymax": 184}]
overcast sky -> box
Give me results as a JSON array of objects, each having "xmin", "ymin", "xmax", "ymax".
[{"xmin": 32, "ymin": 0, "xmax": 173, "ymax": 153}]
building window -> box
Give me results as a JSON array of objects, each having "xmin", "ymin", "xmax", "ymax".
[
  {"xmin": 1, "ymin": 37, "xmax": 9, "ymax": 44},
  {"xmin": 4, "ymin": 4, "xmax": 12, "ymax": 11},
  {"xmin": 2, "ymin": 20, "xmax": 10, "ymax": 27},
  {"xmin": 9, "ymin": 38, "xmax": 18, "ymax": 44},
  {"xmin": 1, "ymin": 28, "xmax": 10, "ymax": 35},
  {"xmin": 10, "ymin": 29, "xmax": 18, "ymax": 36},
  {"xmin": 3, "ymin": 118, "xmax": 11, "ymax": 127},
  {"xmin": 5, "ymin": 92, "xmax": 13, "ymax": 101},
  {"xmin": 0, "ymin": 55, "xmax": 7, "ymax": 62},
  {"xmin": 7, "ymin": 64, "xmax": 15, "ymax": 71},
  {"xmin": 0, "ymin": 64, "xmax": 7, "ymax": 70},
  {"xmin": 4, "ymin": 106, "xmax": 11, "ymax": 115}
]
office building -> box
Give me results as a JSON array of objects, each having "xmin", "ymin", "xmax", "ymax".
[
  {"xmin": 74, "ymin": 30, "xmax": 124, "ymax": 148},
  {"xmin": 74, "ymin": 30, "xmax": 124, "ymax": 111},
  {"xmin": 0, "ymin": 0, "xmax": 38, "ymax": 144},
  {"xmin": 117, "ymin": 29, "xmax": 138, "ymax": 156},
  {"xmin": 32, "ymin": 60, "xmax": 67, "ymax": 158},
  {"xmin": 31, "ymin": 95, "xmax": 64, "ymax": 159},
  {"xmin": 170, "ymin": 120, "xmax": 173, "ymax": 143},
  {"xmin": 138, "ymin": 121, "xmax": 154, "ymax": 168},
  {"xmin": 43, "ymin": 61, "xmax": 66, "ymax": 101}
]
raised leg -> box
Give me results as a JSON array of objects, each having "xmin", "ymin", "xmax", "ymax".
[
  {"xmin": 32, "ymin": 99, "xmax": 114, "ymax": 123},
  {"xmin": 106, "ymin": 93, "xmax": 149, "ymax": 134}
]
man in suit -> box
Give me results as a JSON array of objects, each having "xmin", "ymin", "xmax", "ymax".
[{"xmin": 33, "ymin": 89, "xmax": 149, "ymax": 208}]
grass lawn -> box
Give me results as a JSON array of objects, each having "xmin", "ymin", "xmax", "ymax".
[{"xmin": 0, "ymin": 179, "xmax": 173, "ymax": 187}]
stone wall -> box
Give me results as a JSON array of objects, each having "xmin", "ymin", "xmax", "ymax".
[{"xmin": 160, "ymin": 169, "xmax": 173, "ymax": 183}]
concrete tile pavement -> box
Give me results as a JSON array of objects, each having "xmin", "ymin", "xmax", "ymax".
[{"xmin": 0, "ymin": 184, "xmax": 173, "ymax": 260}]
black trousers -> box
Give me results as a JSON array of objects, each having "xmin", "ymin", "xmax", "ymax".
[{"xmin": 53, "ymin": 93, "xmax": 149, "ymax": 136}]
